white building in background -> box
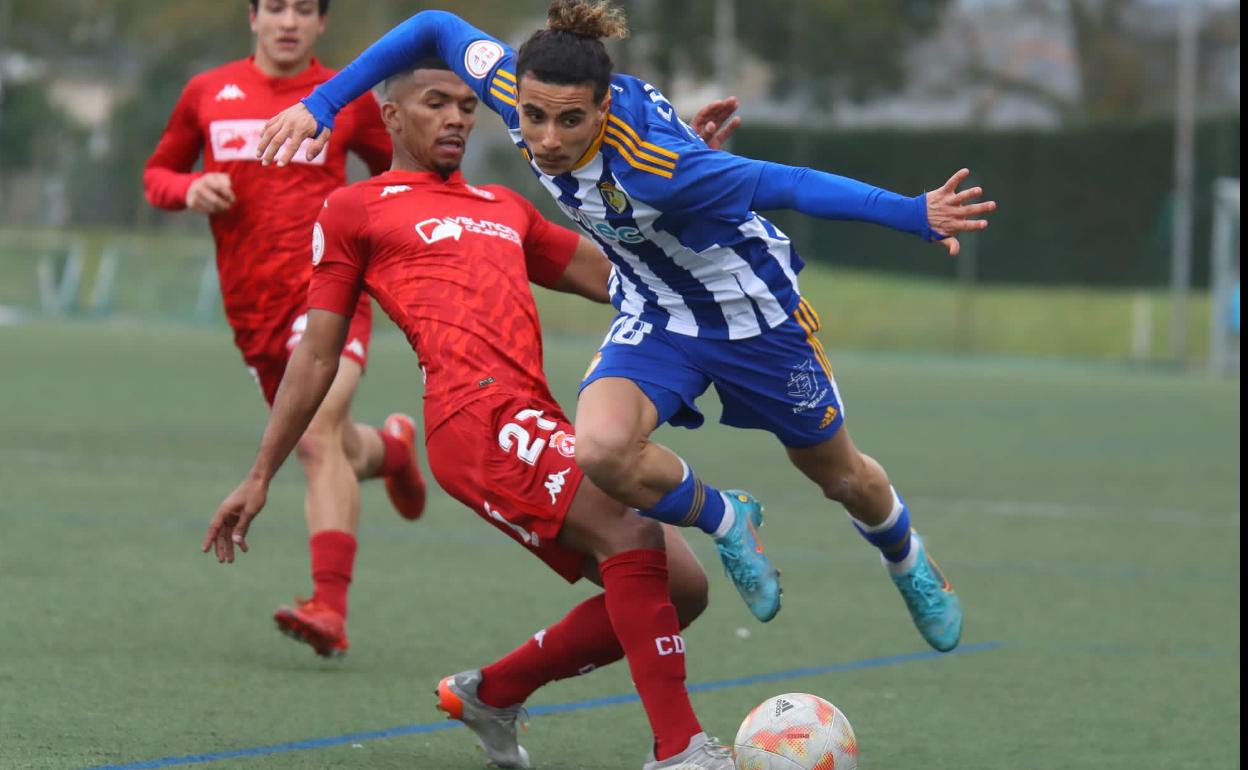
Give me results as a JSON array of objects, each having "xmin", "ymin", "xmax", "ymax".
[{"xmin": 661, "ymin": 0, "xmax": 1239, "ymax": 130}]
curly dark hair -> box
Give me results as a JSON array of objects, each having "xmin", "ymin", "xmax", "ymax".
[{"xmin": 516, "ymin": 1, "xmax": 629, "ymax": 103}]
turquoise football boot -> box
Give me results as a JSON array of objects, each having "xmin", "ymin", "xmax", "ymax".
[
  {"xmin": 890, "ymin": 532, "xmax": 962, "ymax": 651},
  {"xmin": 714, "ymin": 490, "xmax": 782, "ymax": 623}
]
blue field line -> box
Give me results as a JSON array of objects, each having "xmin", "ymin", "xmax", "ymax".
[{"xmin": 87, "ymin": 641, "xmax": 1003, "ymax": 770}]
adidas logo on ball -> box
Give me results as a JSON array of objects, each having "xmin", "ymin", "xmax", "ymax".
[{"xmin": 774, "ymin": 698, "xmax": 796, "ymax": 717}]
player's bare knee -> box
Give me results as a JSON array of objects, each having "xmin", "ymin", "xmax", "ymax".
[
  {"xmin": 575, "ymin": 430, "xmax": 639, "ymax": 489},
  {"xmin": 296, "ymin": 422, "xmax": 341, "ymax": 473},
  {"xmin": 295, "ymin": 431, "xmax": 329, "ymax": 470}
]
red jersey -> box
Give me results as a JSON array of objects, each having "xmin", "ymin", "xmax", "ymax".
[
  {"xmin": 308, "ymin": 170, "xmax": 581, "ymax": 434},
  {"xmin": 143, "ymin": 57, "xmax": 391, "ymax": 327}
]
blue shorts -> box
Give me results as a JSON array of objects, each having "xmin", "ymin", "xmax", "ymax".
[{"xmin": 580, "ymin": 298, "xmax": 845, "ymax": 448}]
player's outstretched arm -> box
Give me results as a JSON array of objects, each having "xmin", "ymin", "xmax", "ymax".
[
  {"xmin": 749, "ymin": 161, "xmax": 996, "ymax": 249},
  {"xmin": 202, "ymin": 309, "xmax": 350, "ymax": 562},
  {"xmin": 258, "ymin": 10, "xmax": 507, "ymax": 166}
]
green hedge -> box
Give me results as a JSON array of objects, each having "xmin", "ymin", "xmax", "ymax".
[{"xmin": 731, "ymin": 116, "xmax": 1239, "ymax": 288}]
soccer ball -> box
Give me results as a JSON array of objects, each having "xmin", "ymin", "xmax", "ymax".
[{"xmin": 733, "ymin": 693, "xmax": 858, "ymax": 770}]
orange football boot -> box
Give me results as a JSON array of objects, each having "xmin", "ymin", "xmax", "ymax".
[
  {"xmin": 273, "ymin": 597, "xmax": 348, "ymax": 658},
  {"xmin": 383, "ymin": 413, "xmax": 427, "ymax": 521}
]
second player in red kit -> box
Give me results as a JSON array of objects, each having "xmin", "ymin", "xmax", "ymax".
[
  {"xmin": 144, "ymin": 0, "xmax": 427, "ymax": 658},
  {"xmin": 205, "ymin": 59, "xmax": 754, "ymax": 768},
  {"xmin": 311, "ymin": 171, "xmax": 592, "ymax": 575}
]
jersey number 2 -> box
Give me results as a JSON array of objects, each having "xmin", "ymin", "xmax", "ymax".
[{"xmin": 498, "ymin": 409, "xmax": 557, "ymax": 466}]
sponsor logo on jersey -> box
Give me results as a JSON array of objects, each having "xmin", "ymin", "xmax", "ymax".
[
  {"xmin": 346, "ymin": 338, "xmax": 366, "ymax": 359},
  {"xmin": 311, "ymin": 222, "xmax": 325, "ymax": 265},
  {"xmin": 534, "ymin": 629, "xmax": 547, "ymax": 648},
  {"xmin": 415, "ymin": 216, "xmax": 521, "ymax": 246},
  {"xmin": 214, "ymin": 84, "xmax": 246, "ymax": 101},
  {"xmin": 466, "ymin": 184, "xmax": 496, "ymax": 200},
  {"xmin": 286, "ymin": 314, "xmax": 310, "ymax": 352},
  {"xmin": 559, "ymin": 203, "xmax": 645, "ymax": 244},
  {"xmin": 548, "ymin": 430, "xmax": 576, "ymax": 458},
  {"xmin": 464, "ymin": 40, "xmax": 505, "ymax": 79},
  {"xmin": 381, "ymin": 185, "xmax": 412, "ymax": 197},
  {"xmin": 209, "ymin": 120, "xmax": 326, "ymax": 165},
  {"xmin": 598, "ymin": 181, "xmax": 630, "ymax": 214},
  {"xmin": 545, "ymin": 468, "xmax": 570, "ymax": 505}
]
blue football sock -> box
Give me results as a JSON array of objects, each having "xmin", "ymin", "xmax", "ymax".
[
  {"xmin": 853, "ymin": 487, "xmax": 913, "ymax": 563},
  {"xmin": 640, "ymin": 460, "xmax": 728, "ymax": 536}
]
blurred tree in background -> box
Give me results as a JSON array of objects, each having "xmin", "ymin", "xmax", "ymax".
[
  {"xmin": 626, "ymin": 0, "xmax": 951, "ymax": 103},
  {"xmin": 0, "ymin": 0, "xmax": 1239, "ymax": 257}
]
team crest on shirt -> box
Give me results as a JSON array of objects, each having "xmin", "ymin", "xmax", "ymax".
[
  {"xmin": 548, "ymin": 430, "xmax": 576, "ymax": 458},
  {"xmin": 786, "ymin": 360, "xmax": 828, "ymax": 413},
  {"xmin": 598, "ymin": 181, "xmax": 630, "ymax": 214}
]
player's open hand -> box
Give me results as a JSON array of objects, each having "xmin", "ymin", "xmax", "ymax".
[
  {"xmin": 690, "ymin": 96, "xmax": 741, "ymax": 150},
  {"xmin": 185, "ymin": 173, "xmax": 235, "ymax": 215},
  {"xmin": 202, "ymin": 475, "xmax": 268, "ymax": 563},
  {"xmin": 925, "ymin": 168, "xmax": 997, "ymax": 257},
  {"xmin": 256, "ymin": 102, "xmax": 331, "ymax": 167}
]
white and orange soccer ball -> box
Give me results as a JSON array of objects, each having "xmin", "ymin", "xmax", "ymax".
[{"xmin": 733, "ymin": 693, "xmax": 858, "ymax": 770}]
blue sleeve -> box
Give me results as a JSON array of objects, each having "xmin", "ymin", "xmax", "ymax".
[
  {"xmin": 300, "ymin": 10, "xmax": 519, "ymax": 133},
  {"xmin": 753, "ymin": 164, "xmax": 936, "ymax": 240},
  {"xmin": 624, "ymin": 105, "xmax": 933, "ymax": 239}
]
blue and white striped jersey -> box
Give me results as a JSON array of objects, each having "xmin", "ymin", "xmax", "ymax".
[{"xmin": 413, "ymin": 16, "xmax": 804, "ymax": 340}]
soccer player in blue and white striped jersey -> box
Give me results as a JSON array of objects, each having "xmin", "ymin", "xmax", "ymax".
[{"xmin": 258, "ymin": 1, "xmax": 993, "ymax": 657}]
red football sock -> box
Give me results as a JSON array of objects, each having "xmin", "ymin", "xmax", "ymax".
[
  {"xmin": 309, "ymin": 530, "xmax": 357, "ymax": 618},
  {"xmin": 600, "ymin": 549, "xmax": 702, "ymax": 762},
  {"xmin": 478, "ymin": 593, "xmax": 623, "ymax": 709},
  {"xmin": 377, "ymin": 428, "xmax": 409, "ymax": 477}
]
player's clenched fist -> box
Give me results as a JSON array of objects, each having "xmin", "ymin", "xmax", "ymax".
[
  {"xmin": 257, "ymin": 103, "xmax": 331, "ymax": 167},
  {"xmin": 185, "ymin": 173, "xmax": 236, "ymax": 214}
]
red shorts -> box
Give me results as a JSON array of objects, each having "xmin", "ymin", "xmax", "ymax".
[
  {"xmin": 232, "ymin": 295, "xmax": 373, "ymax": 405},
  {"xmin": 426, "ymin": 391, "xmax": 587, "ymax": 583}
]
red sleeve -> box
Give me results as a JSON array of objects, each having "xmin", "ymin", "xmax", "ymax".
[
  {"xmin": 308, "ymin": 190, "xmax": 369, "ymax": 315},
  {"xmin": 142, "ymin": 78, "xmax": 205, "ymax": 210},
  {"xmin": 513, "ymin": 193, "xmax": 580, "ymax": 288},
  {"xmin": 345, "ymin": 92, "xmax": 392, "ymax": 177}
]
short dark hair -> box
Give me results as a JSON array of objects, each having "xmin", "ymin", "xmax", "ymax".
[
  {"xmin": 382, "ymin": 57, "xmax": 454, "ymax": 98},
  {"xmin": 249, "ymin": 0, "xmax": 330, "ymax": 16},
  {"xmin": 516, "ymin": 0, "xmax": 628, "ymax": 103}
]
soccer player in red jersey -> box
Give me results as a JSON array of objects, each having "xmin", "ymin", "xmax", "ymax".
[
  {"xmin": 203, "ymin": 60, "xmax": 744, "ymax": 769},
  {"xmin": 143, "ymin": 0, "xmax": 428, "ymax": 659}
]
